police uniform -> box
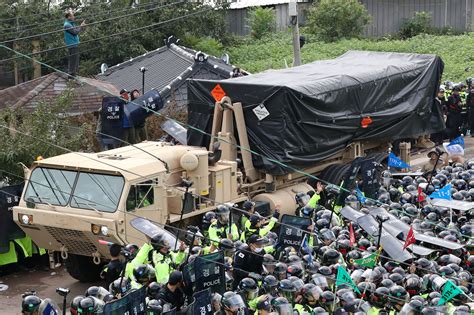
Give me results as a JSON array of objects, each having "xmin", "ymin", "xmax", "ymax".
[
  {"xmin": 240, "ymin": 217, "xmax": 277, "ymax": 242},
  {"xmin": 208, "ymin": 221, "xmax": 240, "ymax": 246},
  {"xmin": 131, "ymin": 243, "xmax": 185, "ymax": 285}
]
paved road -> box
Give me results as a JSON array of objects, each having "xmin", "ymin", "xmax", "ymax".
[{"xmin": 0, "ymin": 138, "xmax": 472, "ymax": 314}]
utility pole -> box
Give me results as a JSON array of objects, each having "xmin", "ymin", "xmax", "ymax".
[{"xmin": 289, "ymin": 0, "xmax": 301, "ymax": 67}]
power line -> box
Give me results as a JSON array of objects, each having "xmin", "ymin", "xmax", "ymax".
[
  {"xmin": 0, "ymin": 5, "xmax": 216, "ymax": 63},
  {"xmin": 0, "ymin": 0, "xmax": 185, "ymax": 45},
  {"xmin": 1, "ymin": 41, "xmax": 471, "ymax": 243},
  {"xmin": 0, "ymin": 1, "xmax": 160, "ymax": 35}
]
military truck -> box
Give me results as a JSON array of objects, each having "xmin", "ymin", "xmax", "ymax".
[{"xmin": 13, "ymin": 51, "xmax": 444, "ymax": 281}]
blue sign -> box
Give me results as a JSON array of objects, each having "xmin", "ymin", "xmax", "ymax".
[
  {"xmin": 388, "ymin": 152, "xmax": 411, "ymax": 169},
  {"xmin": 429, "ymin": 184, "xmax": 452, "ymax": 201}
]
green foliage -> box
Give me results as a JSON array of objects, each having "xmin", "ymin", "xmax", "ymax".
[
  {"xmin": 247, "ymin": 7, "xmax": 275, "ymax": 39},
  {"xmin": 0, "ymin": 0, "xmax": 228, "ymax": 77},
  {"xmin": 183, "ymin": 35, "xmax": 223, "ymax": 57},
  {"xmin": 306, "ymin": 0, "xmax": 371, "ymax": 42},
  {"xmin": 399, "ymin": 11, "xmax": 432, "ymax": 39},
  {"xmin": 227, "ymin": 32, "xmax": 474, "ymax": 82},
  {"xmin": 0, "ymin": 90, "xmax": 88, "ymax": 183}
]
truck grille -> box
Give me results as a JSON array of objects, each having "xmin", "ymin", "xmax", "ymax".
[{"xmin": 44, "ymin": 227, "xmax": 97, "ymax": 256}]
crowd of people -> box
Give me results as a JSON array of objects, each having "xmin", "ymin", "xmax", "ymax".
[
  {"xmin": 21, "ymin": 152, "xmax": 474, "ymax": 314},
  {"xmin": 430, "ymin": 79, "xmax": 474, "ymax": 147}
]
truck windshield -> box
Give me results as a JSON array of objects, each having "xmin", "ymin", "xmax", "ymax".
[
  {"xmin": 24, "ymin": 168, "xmax": 76, "ymax": 206},
  {"xmin": 70, "ymin": 172, "xmax": 124, "ymax": 213},
  {"xmin": 24, "ymin": 167, "xmax": 124, "ymax": 212}
]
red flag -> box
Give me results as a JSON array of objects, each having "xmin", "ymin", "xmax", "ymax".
[
  {"xmin": 349, "ymin": 222, "xmax": 356, "ymax": 247},
  {"xmin": 417, "ymin": 186, "xmax": 425, "ymax": 202},
  {"xmin": 403, "ymin": 226, "xmax": 416, "ymax": 250}
]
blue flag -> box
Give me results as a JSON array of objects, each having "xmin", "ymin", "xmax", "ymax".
[
  {"xmin": 429, "ymin": 184, "xmax": 452, "ymax": 200},
  {"xmin": 355, "ymin": 186, "xmax": 367, "ymax": 203},
  {"xmin": 448, "ymin": 136, "xmax": 464, "ymax": 148},
  {"xmin": 388, "ymin": 152, "xmax": 411, "ymax": 169}
]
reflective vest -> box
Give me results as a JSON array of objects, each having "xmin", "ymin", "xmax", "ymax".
[
  {"xmin": 131, "ymin": 243, "xmax": 185, "ymax": 284},
  {"xmin": 208, "ymin": 221, "xmax": 239, "ymax": 246},
  {"xmin": 240, "ymin": 218, "xmax": 277, "ymax": 242}
]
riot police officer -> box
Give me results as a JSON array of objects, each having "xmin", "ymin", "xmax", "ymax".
[
  {"xmin": 208, "ymin": 205, "xmax": 240, "ymax": 245},
  {"xmin": 131, "ymin": 233, "xmax": 186, "ymax": 284}
]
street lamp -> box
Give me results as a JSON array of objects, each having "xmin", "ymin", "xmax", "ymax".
[{"xmin": 139, "ymin": 67, "xmax": 147, "ymax": 95}]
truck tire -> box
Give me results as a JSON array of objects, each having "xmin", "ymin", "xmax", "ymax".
[{"xmin": 65, "ymin": 254, "xmax": 103, "ymax": 283}]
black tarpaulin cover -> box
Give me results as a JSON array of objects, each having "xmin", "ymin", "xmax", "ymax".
[{"xmin": 187, "ymin": 51, "xmax": 445, "ymax": 175}]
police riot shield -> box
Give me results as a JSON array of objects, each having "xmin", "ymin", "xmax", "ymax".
[
  {"xmin": 278, "ymin": 215, "xmax": 312, "ymax": 251},
  {"xmin": 161, "ymin": 120, "xmax": 187, "ymax": 145},
  {"xmin": 356, "ymin": 214, "xmax": 413, "ymax": 262},
  {"xmin": 127, "ymin": 90, "xmax": 163, "ymax": 127},
  {"xmin": 336, "ymin": 157, "xmax": 364, "ymax": 206},
  {"xmin": 103, "ymin": 286, "xmax": 147, "ymax": 315},
  {"xmin": 130, "ymin": 217, "xmax": 178, "ymax": 249},
  {"xmin": 361, "ymin": 157, "xmax": 380, "ymax": 199},
  {"xmin": 431, "ymin": 199, "xmax": 474, "ymax": 212},
  {"xmin": 194, "ymin": 251, "xmax": 226, "ymax": 294},
  {"xmin": 100, "ymin": 96, "xmax": 124, "ymax": 144},
  {"xmin": 193, "ymin": 289, "xmax": 213, "ymax": 315},
  {"xmin": 369, "ymin": 207, "xmax": 463, "ymax": 250},
  {"xmin": 182, "ymin": 262, "xmax": 196, "ymax": 295},
  {"xmin": 0, "ymin": 184, "xmax": 25, "ymax": 253}
]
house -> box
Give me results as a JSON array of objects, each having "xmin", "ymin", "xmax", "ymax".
[
  {"xmin": 227, "ymin": 0, "xmax": 312, "ymax": 36},
  {"xmin": 0, "ymin": 72, "xmax": 119, "ymax": 116},
  {"xmin": 96, "ymin": 36, "xmax": 243, "ymax": 109}
]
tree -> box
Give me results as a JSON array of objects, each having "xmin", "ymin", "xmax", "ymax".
[
  {"xmin": 0, "ymin": 90, "xmax": 88, "ymax": 183},
  {"xmin": 0, "ymin": 0, "xmax": 228, "ymax": 78},
  {"xmin": 306, "ymin": 0, "xmax": 371, "ymax": 42},
  {"xmin": 247, "ymin": 7, "xmax": 275, "ymax": 39}
]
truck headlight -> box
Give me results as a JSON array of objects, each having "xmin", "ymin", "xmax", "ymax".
[
  {"xmin": 19, "ymin": 214, "xmax": 33, "ymax": 225},
  {"xmin": 91, "ymin": 224, "xmax": 109, "ymax": 236},
  {"xmin": 100, "ymin": 226, "xmax": 109, "ymax": 236}
]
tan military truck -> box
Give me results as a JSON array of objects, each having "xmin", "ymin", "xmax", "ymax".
[{"xmin": 13, "ymin": 51, "xmax": 444, "ymax": 281}]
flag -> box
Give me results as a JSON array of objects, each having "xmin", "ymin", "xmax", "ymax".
[
  {"xmin": 387, "ymin": 152, "xmax": 411, "ymax": 169},
  {"xmin": 403, "ymin": 226, "xmax": 416, "ymax": 250},
  {"xmin": 349, "ymin": 222, "xmax": 356, "ymax": 247},
  {"xmin": 355, "ymin": 186, "xmax": 366, "ymax": 203},
  {"xmin": 336, "ymin": 265, "xmax": 361, "ymax": 294},
  {"xmin": 352, "ymin": 252, "xmax": 378, "ymax": 268},
  {"xmin": 448, "ymin": 135, "xmax": 464, "ymax": 148},
  {"xmin": 438, "ymin": 280, "xmax": 464, "ymax": 305},
  {"xmin": 429, "ymin": 184, "xmax": 452, "ymax": 201},
  {"xmin": 417, "ymin": 186, "xmax": 425, "ymax": 202}
]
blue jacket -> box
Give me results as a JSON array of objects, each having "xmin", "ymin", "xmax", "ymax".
[{"xmin": 63, "ymin": 20, "xmax": 81, "ymax": 46}]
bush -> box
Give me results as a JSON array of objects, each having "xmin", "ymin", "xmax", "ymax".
[
  {"xmin": 399, "ymin": 11, "xmax": 432, "ymax": 39},
  {"xmin": 306, "ymin": 0, "xmax": 371, "ymax": 42},
  {"xmin": 247, "ymin": 7, "xmax": 275, "ymax": 39}
]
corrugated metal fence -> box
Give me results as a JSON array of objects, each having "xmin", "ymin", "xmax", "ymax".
[
  {"xmin": 362, "ymin": 0, "xmax": 474, "ymax": 37},
  {"xmin": 226, "ymin": 0, "xmax": 474, "ymax": 37}
]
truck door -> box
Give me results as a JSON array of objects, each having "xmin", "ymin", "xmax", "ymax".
[{"xmin": 123, "ymin": 179, "xmax": 167, "ymax": 245}]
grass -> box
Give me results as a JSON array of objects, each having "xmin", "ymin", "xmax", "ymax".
[{"xmin": 225, "ymin": 32, "xmax": 474, "ymax": 82}]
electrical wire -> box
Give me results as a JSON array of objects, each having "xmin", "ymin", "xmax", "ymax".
[
  {"xmin": 0, "ymin": 5, "xmax": 217, "ymax": 63},
  {"xmin": 2, "ymin": 41, "xmax": 473, "ymax": 244},
  {"xmin": 0, "ymin": 0, "xmax": 185, "ymax": 45},
  {"xmin": 0, "ymin": 0, "xmax": 162, "ymax": 35},
  {"xmin": 1, "ymin": 118, "xmax": 473, "ymax": 292}
]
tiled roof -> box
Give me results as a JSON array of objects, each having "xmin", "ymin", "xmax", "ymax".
[
  {"xmin": 95, "ymin": 38, "xmax": 241, "ymax": 108},
  {"xmin": 0, "ymin": 73, "xmax": 119, "ymax": 115}
]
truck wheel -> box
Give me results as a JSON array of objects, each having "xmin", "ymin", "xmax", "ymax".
[{"xmin": 65, "ymin": 254, "xmax": 103, "ymax": 283}]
